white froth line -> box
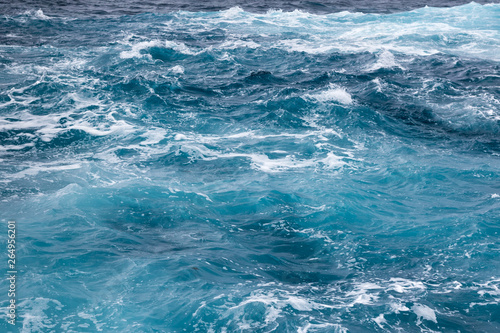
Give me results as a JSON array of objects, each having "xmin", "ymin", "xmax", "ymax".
[
  {"xmin": 228, "ymin": 292, "xmax": 335, "ymax": 314},
  {"xmin": 217, "ymin": 152, "xmax": 349, "ymax": 172},
  {"xmin": 218, "ymin": 39, "xmax": 261, "ymax": 50},
  {"xmin": 174, "ymin": 128, "xmax": 343, "ymax": 144},
  {"xmin": 298, "ymin": 323, "xmax": 347, "ymax": 333},
  {"xmin": 10, "ymin": 163, "xmax": 82, "ymax": 179},
  {"xmin": 0, "ymin": 143, "xmax": 35, "ymax": 151},
  {"xmin": 119, "ymin": 39, "xmax": 199, "ymax": 59}
]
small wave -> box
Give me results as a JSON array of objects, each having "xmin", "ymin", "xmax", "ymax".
[
  {"xmin": 368, "ymin": 50, "xmax": 405, "ymax": 71},
  {"xmin": 305, "ymin": 84, "xmax": 353, "ymax": 105},
  {"xmin": 119, "ymin": 39, "xmax": 197, "ymax": 59},
  {"xmin": 21, "ymin": 9, "xmax": 52, "ymax": 20}
]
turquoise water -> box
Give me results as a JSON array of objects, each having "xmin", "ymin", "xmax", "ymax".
[{"xmin": 0, "ymin": 2, "xmax": 500, "ymax": 332}]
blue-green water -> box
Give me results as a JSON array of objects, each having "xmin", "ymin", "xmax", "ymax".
[{"xmin": 0, "ymin": 2, "xmax": 500, "ymax": 332}]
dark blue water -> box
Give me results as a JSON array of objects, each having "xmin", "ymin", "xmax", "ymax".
[{"xmin": 0, "ymin": 1, "xmax": 499, "ymax": 332}]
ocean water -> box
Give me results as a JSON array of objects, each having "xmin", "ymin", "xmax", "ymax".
[{"xmin": 0, "ymin": 1, "xmax": 500, "ymax": 332}]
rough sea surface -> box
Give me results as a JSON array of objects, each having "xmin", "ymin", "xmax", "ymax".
[{"xmin": 0, "ymin": 1, "xmax": 500, "ymax": 332}]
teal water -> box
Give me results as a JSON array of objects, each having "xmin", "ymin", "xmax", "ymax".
[{"xmin": 0, "ymin": 3, "xmax": 500, "ymax": 332}]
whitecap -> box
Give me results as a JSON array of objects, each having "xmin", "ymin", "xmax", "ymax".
[
  {"xmin": 170, "ymin": 65, "xmax": 185, "ymax": 74},
  {"xmin": 368, "ymin": 50, "xmax": 405, "ymax": 71},
  {"xmin": 119, "ymin": 40, "xmax": 161, "ymax": 59},
  {"xmin": 388, "ymin": 278, "xmax": 426, "ymax": 293},
  {"xmin": 305, "ymin": 84, "xmax": 353, "ymax": 105},
  {"xmin": 119, "ymin": 39, "xmax": 196, "ymax": 59},
  {"xmin": 373, "ymin": 314, "xmax": 387, "ymax": 328},
  {"xmin": 412, "ymin": 304, "xmax": 437, "ymax": 323}
]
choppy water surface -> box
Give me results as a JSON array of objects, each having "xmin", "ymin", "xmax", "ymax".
[{"xmin": 0, "ymin": 1, "xmax": 499, "ymax": 332}]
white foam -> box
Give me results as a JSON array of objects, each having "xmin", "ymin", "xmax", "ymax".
[
  {"xmin": 139, "ymin": 128, "xmax": 167, "ymax": 146},
  {"xmin": 34, "ymin": 9, "xmax": 50, "ymax": 20},
  {"xmin": 18, "ymin": 298, "xmax": 62, "ymax": 333},
  {"xmin": 164, "ymin": 40, "xmax": 197, "ymax": 54},
  {"xmin": 0, "ymin": 107, "xmax": 136, "ymax": 143},
  {"xmin": 492, "ymin": 193, "xmax": 499, "ymax": 198},
  {"xmin": 388, "ymin": 278, "xmax": 426, "ymax": 293},
  {"xmin": 287, "ymin": 296, "xmax": 313, "ymax": 311},
  {"xmin": 476, "ymin": 278, "xmax": 500, "ymax": 297},
  {"xmin": 219, "ymin": 6, "xmax": 245, "ymax": 19},
  {"xmin": 0, "ymin": 142, "xmax": 35, "ymax": 152},
  {"xmin": 174, "ymin": 133, "xmax": 187, "ymax": 140},
  {"xmin": 278, "ymin": 39, "xmax": 336, "ymax": 55},
  {"xmin": 390, "ymin": 302, "xmax": 410, "ymax": 313},
  {"xmin": 369, "ymin": 50, "xmax": 405, "ymax": 71},
  {"xmin": 77, "ymin": 312, "xmax": 104, "ymax": 331},
  {"xmin": 264, "ymin": 306, "xmax": 280, "ymax": 326},
  {"xmin": 120, "ymin": 39, "xmax": 195, "ymax": 59},
  {"xmin": 170, "ymin": 65, "xmax": 185, "ymax": 74},
  {"xmin": 372, "ymin": 78, "xmax": 383, "ymax": 92},
  {"xmin": 226, "ymin": 286, "xmax": 337, "ymax": 327},
  {"xmin": 21, "ymin": 9, "xmax": 51, "ymax": 20},
  {"xmin": 347, "ymin": 282, "xmax": 381, "ymax": 306},
  {"xmin": 104, "ymin": 128, "xmax": 356, "ymax": 173},
  {"xmin": 11, "ymin": 163, "xmax": 82, "ymax": 179},
  {"xmin": 298, "ymin": 323, "xmax": 347, "ymax": 333},
  {"xmin": 71, "ymin": 119, "xmax": 135, "ymax": 137},
  {"xmin": 305, "ymin": 85, "xmax": 353, "ymax": 105},
  {"xmin": 412, "ymin": 304, "xmax": 437, "ymax": 323},
  {"xmin": 218, "ymin": 153, "xmax": 316, "ymax": 173},
  {"xmin": 218, "ymin": 39, "xmax": 261, "ymax": 50},
  {"xmin": 120, "ymin": 40, "xmax": 160, "ymax": 59},
  {"xmin": 320, "ymin": 152, "xmax": 348, "ymax": 168},
  {"xmin": 373, "ymin": 314, "xmax": 387, "ymax": 328},
  {"xmin": 196, "ymin": 192, "xmax": 213, "ymax": 202},
  {"xmin": 167, "ymin": 5, "xmax": 499, "ymax": 60}
]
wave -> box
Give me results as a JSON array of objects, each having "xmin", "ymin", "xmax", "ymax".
[{"xmin": 0, "ymin": 3, "xmax": 499, "ymax": 332}]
